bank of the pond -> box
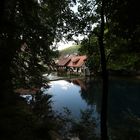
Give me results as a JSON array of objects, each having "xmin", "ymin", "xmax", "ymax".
[
  {"xmin": 43, "ymin": 72, "xmax": 86, "ymax": 81},
  {"xmin": 108, "ymin": 69, "xmax": 140, "ymax": 77}
]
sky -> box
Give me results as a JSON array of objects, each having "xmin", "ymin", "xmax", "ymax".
[
  {"xmin": 57, "ymin": 35, "xmax": 85, "ymax": 50},
  {"xmin": 57, "ymin": 41, "xmax": 75, "ymax": 50}
]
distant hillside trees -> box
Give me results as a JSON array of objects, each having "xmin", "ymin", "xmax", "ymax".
[{"xmin": 59, "ymin": 45, "xmax": 81, "ymax": 56}]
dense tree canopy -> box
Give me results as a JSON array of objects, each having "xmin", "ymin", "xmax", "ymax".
[
  {"xmin": 78, "ymin": 0, "xmax": 140, "ymax": 72},
  {"xmin": 0, "ymin": 0, "xmax": 77, "ymax": 93}
]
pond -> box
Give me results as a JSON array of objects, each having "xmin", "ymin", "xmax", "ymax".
[
  {"xmin": 108, "ymin": 77, "xmax": 140, "ymax": 140},
  {"xmin": 45, "ymin": 79, "xmax": 100, "ymax": 118},
  {"xmin": 42, "ymin": 77, "xmax": 140, "ymax": 140},
  {"xmin": 22, "ymin": 76, "xmax": 140, "ymax": 139}
]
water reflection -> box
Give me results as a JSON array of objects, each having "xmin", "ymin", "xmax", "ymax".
[
  {"xmin": 20, "ymin": 77, "xmax": 140, "ymax": 139},
  {"xmin": 45, "ymin": 77, "xmax": 140, "ymax": 139},
  {"xmin": 46, "ymin": 80, "xmax": 90, "ymax": 119},
  {"xmin": 44, "ymin": 78, "xmax": 101, "ymax": 138},
  {"xmin": 108, "ymin": 78, "xmax": 140, "ymax": 140}
]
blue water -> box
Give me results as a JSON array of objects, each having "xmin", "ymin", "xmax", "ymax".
[
  {"xmin": 43, "ymin": 77, "xmax": 140, "ymax": 139},
  {"xmin": 44, "ymin": 78, "xmax": 101, "ymax": 137},
  {"xmin": 22, "ymin": 76, "xmax": 140, "ymax": 139},
  {"xmin": 44, "ymin": 80, "xmax": 99, "ymax": 119}
]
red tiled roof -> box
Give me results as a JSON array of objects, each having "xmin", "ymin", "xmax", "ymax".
[
  {"xmin": 57, "ymin": 56, "xmax": 72, "ymax": 66},
  {"xmin": 67, "ymin": 55, "xmax": 87, "ymax": 67},
  {"xmin": 72, "ymin": 58, "xmax": 80, "ymax": 63}
]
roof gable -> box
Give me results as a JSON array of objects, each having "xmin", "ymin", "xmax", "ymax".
[
  {"xmin": 67, "ymin": 55, "xmax": 87, "ymax": 67},
  {"xmin": 57, "ymin": 56, "xmax": 72, "ymax": 66}
]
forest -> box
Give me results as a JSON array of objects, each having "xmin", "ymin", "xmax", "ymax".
[{"xmin": 0, "ymin": 0, "xmax": 140, "ymax": 140}]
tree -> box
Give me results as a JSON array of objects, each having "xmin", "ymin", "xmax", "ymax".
[
  {"xmin": 73, "ymin": 1, "xmax": 108, "ymax": 138},
  {"xmin": 0, "ymin": 0, "xmax": 76, "ymax": 102},
  {"xmin": 76, "ymin": 0, "xmax": 140, "ymax": 139},
  {"xmin": 0, "ymin": 1, "xmax": 78, "ymax": 139},
  {"xmin": 79, "ymin": 27, "xmax": 100, "ymax": 73},
  {"xmin": 97, "ymin": 0, "xmax": 109, "ymax": 139},
  {"xmin": 104, "ymin": 0, "xmax": 140, "ymax": 71}
]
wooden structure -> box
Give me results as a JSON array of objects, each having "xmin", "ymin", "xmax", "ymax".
[{"xmin": 57, "ymin": 55, "xmax": 88, "ymax": 75}]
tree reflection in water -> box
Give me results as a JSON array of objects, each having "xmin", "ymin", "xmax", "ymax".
[
  {"xmin": 27, "ymin": 78, "xmax": 140, "ymax": 140},
  {"xmin": 55, "ymin": 107, "xmax": 100, "ymax": 140},
  {"xmin": 68, "ymin": 78, "xmax": 140, "ymax": 140},
  {"xmin": 108, "ymin": 78, "xmax": 140, "ymax": 140},
  {"xmin": 71, "ymin": 108, "xmax": 100, "ymax": 140},
  {"xmin": 31, "ymin": 80, "xmax": 100, "ymax": 140},
  {"xmin": 66, "ymin": 78, "xmax": 102, "ymax": 140}
]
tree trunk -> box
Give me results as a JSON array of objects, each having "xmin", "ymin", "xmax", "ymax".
[{"xmin": 98, "ymin": 0, "xmax": 109, "ymax": 140}]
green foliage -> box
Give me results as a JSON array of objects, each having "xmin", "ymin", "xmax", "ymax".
[
  {"xmin": 103, "ymin": 0, "xmax": 140, "ymax": 71},
  {"xmin": 0, "ymin": 90, "xmax": 64, "ymax": 140},
  {"xmin": 78, "ymin": 0, "xmax": 140, "ymax": 73},
  {"xmin": 105, "ymin": 0, "xmax": 140, "ymax": 40},
  {"xmin": 78, "ymin": 29, "xmax": 100, "ymax": 73},
  {"xmin": 75, "ymin": 0, "xmax": 98, "ymax": 35},
  {"xmin": 0, "ymin": 0, "xmax": 77, "ymax": 89},
  {"xmin": 108, "ymin": 53, "xmax": 140, "ymax": 71},
  {"xmin": 30, "ymin": 91, "xmax": 61, "ymax": 140},
  {"xmin": 0, "ymin": 97, "xmax": 36, "ymax": 140},
  {"xmin": 86, "ymin": 54, "xmax": 100, "ymax": 73}
]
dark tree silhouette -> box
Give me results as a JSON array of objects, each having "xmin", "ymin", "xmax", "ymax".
[
  {"xmin": 97, "ymin": 0, "xmax": 109, "ymax": 139},
  {"xmin": 0, "ymin": 0, "xmax": 76, "ymax": 103}
]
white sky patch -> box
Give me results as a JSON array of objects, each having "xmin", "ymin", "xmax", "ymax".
[
  {"xmin": 61, "ymin": 86, "xmax": 69, "ymax": 90},
  {"xmin": 70, "ymin": 2, "xmax": 78, "ymax": 13},
  {"xmin": 57, "ymin": 35, "xmax": 85, "ymax": 50},
  {"xmin": 57, "ymin": 41, "xmax": 74, "ymax": 50},
  {"xmin": 52, "ymin": 80, "xmax": 71, "ymax": 90},
  {"xmin": 56, "ymin": 80, "xmax": 70, "ymax": 86}
]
